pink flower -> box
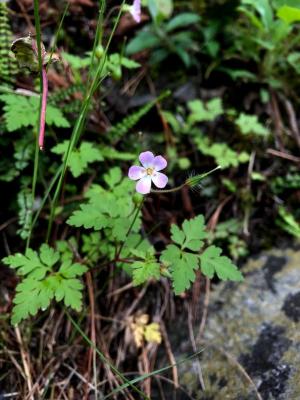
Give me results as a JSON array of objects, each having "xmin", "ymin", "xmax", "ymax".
[
  {"xmin": 130, "ymin": 0, "xmax": 141, "ymax": 23},
  {"xmin": 128, "ymin": 151, "xmax": 168, "ymax": 194}
]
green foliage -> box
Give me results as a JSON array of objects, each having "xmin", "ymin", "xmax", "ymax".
[
  {"xmin": 188, "ymin": 98, "xmax": 223, "ymax": 124},
  {"xmin": 165, "ymin": 12, "xmax": 200, "ymax": 31},
  {"xmin": 131, "ymin": 248, "xmax": 161, "ymax": 285},
  {"xmin": 276, "ymin": 206, "xmax": 300, "ymax": 238},
  {"xmin": 0, "ymin": 93, "xmax": 70, "ymax": 132},
  {"xmin": 161, "ymin": 216, "xmax": 243, "ymax": 294},
  {"xmin": 271, "ymin": 171, "xmax": 300, "ymax": 193},
  {"xmin": 0, "ymin": 134, "xmax": 34, "ymax": 182},
  {"xmin": 0, "ymin": 2, "xmax": 17, "ymax": 83},
  {"xmin": 62, "ymin": 51, "xmax": 140, "ymax": 83},
  {"xmin": 101, "ymin": 146, "xmax": 135, "ymax": 161},
  {"xmin": 199, "ymin": 245, "xmax": 243, "ymax": 280},
  {"xmin": 108, "ymin": 91, "xmax": 170, "ymax": 141},
  {"xmin": 2, "ymin": 244, "xmax": 87, "ymax": 325},
  {"xmin": 225, "ymin": 0, "xmax": 300, "ymax": 88},
  {"xmin": 62, "ymin": 52, "xmax": 91, "ymax": 70},
  {"xmin": 277, "ymin": 5, "xmax": 300, "ymax": 23},
  {"xmin": 147, "ymin": 0, "xmax": 174, "ymax": 21},
  {"xmin": 208, "ymin": 219, "xmax": 248, "ymax": 260},
  {"xmin": 194, "ymin": 134, "xmax": 249, "ymax": 168},
  {"xmin": 52, "ymin": 141, "xmax": 103, "ymax": 178},
  {"xmin": 17, "ymin": 185, "xmax": 33, "ymax": 240},
  {"xmin": 235, "ymin": 113, "xmax": 270, "ymax": 136},
  {"xmin": 67, "ymin": 167, "xmax": 141, "ymax": 241},
  {"xmin": 126, "ymin": 12, "xmax": 200, "ymax": 67}
]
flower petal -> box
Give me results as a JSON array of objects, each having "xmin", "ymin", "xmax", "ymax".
[
  {"xmin": 153, "ymin": 155, "xmax": 167, "ymax": 171},
  {"xmin": 152, "ymin": 172, "xmax": 168, "ymax": 189},
  {"xmin": 136, "ymin": 176, "xmax": 152, "ymax": 194},
  {"xmin": 130, "ymin": 0, "xmax": 141, "ymax": 23},
  {"xmin": 139, "ymin": 151, "xmax": 154, "ymax": 168},
  {"xmin": 128, "ymin": 166, "xmax": 145, "ymax": 180}
]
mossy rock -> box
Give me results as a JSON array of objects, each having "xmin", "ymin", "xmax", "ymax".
[{"xmin": 180, "ymin": 248, "xmax": 300, "ymax": 399}]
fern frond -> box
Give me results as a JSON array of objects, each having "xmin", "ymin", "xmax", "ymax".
[
  {"xmin": 17, "ymin": 181, "xmax": 33, "ymax": 240},
  {"xmin": 0, "ymin": 2, "xmax": 17, "ymax": 83},
  {"xmin": 108, "ymin": 90, "xmax": 170, "ymax": 141},
  {"xmin": 49, "ymin": 82, "xmax": 85, "ymax": 104}
]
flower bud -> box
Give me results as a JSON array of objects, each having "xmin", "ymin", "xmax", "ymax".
[{"xmin": 185, "ymin": 166, "xmax": 221, "ymax": 188}]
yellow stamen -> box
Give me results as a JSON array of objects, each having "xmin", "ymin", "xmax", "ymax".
[{"xmin": 146, "ymin": 167, "xmax": 154, "ymax": 175}]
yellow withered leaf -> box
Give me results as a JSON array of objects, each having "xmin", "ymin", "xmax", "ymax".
[
  {"xmin": 11, "ymin": 34, "xmax": 59, "ymax": 72},
  {"xmin": 144, "ymin": 323, "xmax": 162, "ymax": 345},
  {"xmin": 130, "ymin": 314, "xmax": 162, "ymax": 347}
]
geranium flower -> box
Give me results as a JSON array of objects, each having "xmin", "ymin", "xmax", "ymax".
[
  {"xmin": 128, "ymin": 151, "xmax": 168, "ymax": 194},
  {"xmin": 130, "ymin": 0, "xmax": 141, "ymax": 23}
]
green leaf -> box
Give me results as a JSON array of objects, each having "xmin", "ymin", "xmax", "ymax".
[
  {"xmin": 11, "ymin": 278, "xmax": 53, "ymax": 325},
  {"xmin": 67, "ymin": 202, "xmax": 110, "ymax": 230},
  {"xmin": 161, "ymin": 244, "xmax": 199, "ymax": 295},
  {"xmin": 170, "ymin": 224, "xmax": 185, "ymax": 246},
  {"xmin": 148, "ymin": 0, "xmax": 173, "ymax": 20},
  {"xmin": 170, "ymin": 215, "xmax": 206, "ymax": 250},
  {"xmin": 120, "ymin": 57, "xmax": 141, "ymax": 69},
  {"xmin": 236, "ymin": 113, "xmax": 269, "ymax": 136},
  {"xmin": 59, "ymin": 260, "xmax": 87, "ymax": 278},
  {"xmin": 52, "ymin": 141, "xmax": 103, "ymax": 178},
  {"xmin": 182, "ymin": 215, "xmax": 207, "ymax": 250},
  {"xmin": 61, "ymin": 52, "xmax": 91, "ymax": 69},
  {"xmin": 103, "ymin": 167, "xmax": 122, "ymax": 188},
  {"xmin": 287, "ymin": 52, "xmax": 300, "ymax": 74},
  {"xmin": 3, "ymin": 248, "xmax": 44, "ymax": 276},
  {"xmin": 40, "ymin": 244, "xmax": 60, "ymax": 267},
  {"xmin": 200, "ymin": 245, "xmax": 244, "ymax": 281},
  {"xmin": 2, "ymin": 244, "xmax": 87, "ymax": 324},
  {"xmin": 126, "ymin": 29, "xmax": 160, "ymax": 55},
  {"xmin": 55, "ymin": 278, "xmax": 84, "ymax": 311},
  {"xmin": 101, "ymin": 146, "xmax": 136, "ymax": 161},
  {"xmin": 188, "ymin": 98, "xmax": 223, "ymax": 124},
  {"xmin": 277, "ymin": 5, "xmax": 300, "ymax": 23},
  {"xmin": 0, "ymin": 94, "xmax": 70, "ymax": 132},
  {"xmin": 242, "ymin": 0, "xmax": 273, "ymax": 30},
  {"xmin": 132, "ymin": 260, "xmax": 161, "ymax": 285},
  {"xmin": 67, "ymin": 170, "xmax": 140, "ymax": 245},
  {"xmin": 166, "ymin": 12, "xmax": 200, "ymax": 32},
  {"xmin": 160, "ymin": 216, "xmax": 209, "ymax": 294},
  {"xmin": 194, "ymin": 134, "xmax": 250, "ymax": 168},
  {"xmin": 276, "ymin": 206, "xmax": 300, "ymax": 238}
]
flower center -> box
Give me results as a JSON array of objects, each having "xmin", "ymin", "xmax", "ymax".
[{"xmin": 146, "ymin": 167, "xmax": 154, "ymax": 176}]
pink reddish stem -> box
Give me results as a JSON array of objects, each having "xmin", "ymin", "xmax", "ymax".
[{"xmin": 39, "ymin": 66, "xmax": 48, "ymax": 150}]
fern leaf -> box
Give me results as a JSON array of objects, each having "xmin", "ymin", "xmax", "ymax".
[{"xmin": 108, "ymin": 90, "xmax": 170, "ymax": 141}]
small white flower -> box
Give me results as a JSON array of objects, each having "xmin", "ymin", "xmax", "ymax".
[{"xmin": 128, "ymin": 151, "xmax": 168, "ymax": 194}]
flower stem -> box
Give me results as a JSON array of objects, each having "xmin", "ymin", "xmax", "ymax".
[
  {"xmin": 116, "ymin": 199, "xmax": 144, "ymax": 260},
  {"xmin": 151, "ymin": 166, "xmax": 221, "ymax": 194},
  {"xmin": 39, "ymin": 66, "xmax": 48, "ymax": 150},
  {"xmin": 151, "ymin": 182, "xmax": 187, "ymax": 194}
]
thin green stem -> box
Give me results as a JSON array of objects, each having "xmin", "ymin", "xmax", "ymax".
[
  {"xmin": 46, "ymin": 1, "xmax": 70, "ymax": 71},
  {"xmin": 65, "ymin": 310, "xmax": 149, "ymax": 399},
  {"xmin": 46, "ymin": 1, "xmax": 125, "ymax": 243},
  {"xmin": 26, "ymin": 0, "xmax": 43, "ymax": 250},
  {"xmin": 151, "ymin": 166, "xmax": 221, "ymax": 194},
  {"xmin": 151, "ymin": 182, "xmax": 187, "ymax": 194},
  {"xmin": 31, "ymin": 166, "xmax": 63, "ymax": 233},
  {"xmin": 116, "ymin": 199, "xmax": 144, "ymax": 260},
  {"xmin": 85, "ymin": 0, "xmax": 106, "ymax": 91},
  {"xmin": 104, "ymin": 348, "xmax": 204, "ymax": 399}
]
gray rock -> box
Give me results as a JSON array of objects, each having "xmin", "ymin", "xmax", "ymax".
[{"xmin": 180, "ymin": 248, "xmax": 300, "ymax": 400}]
